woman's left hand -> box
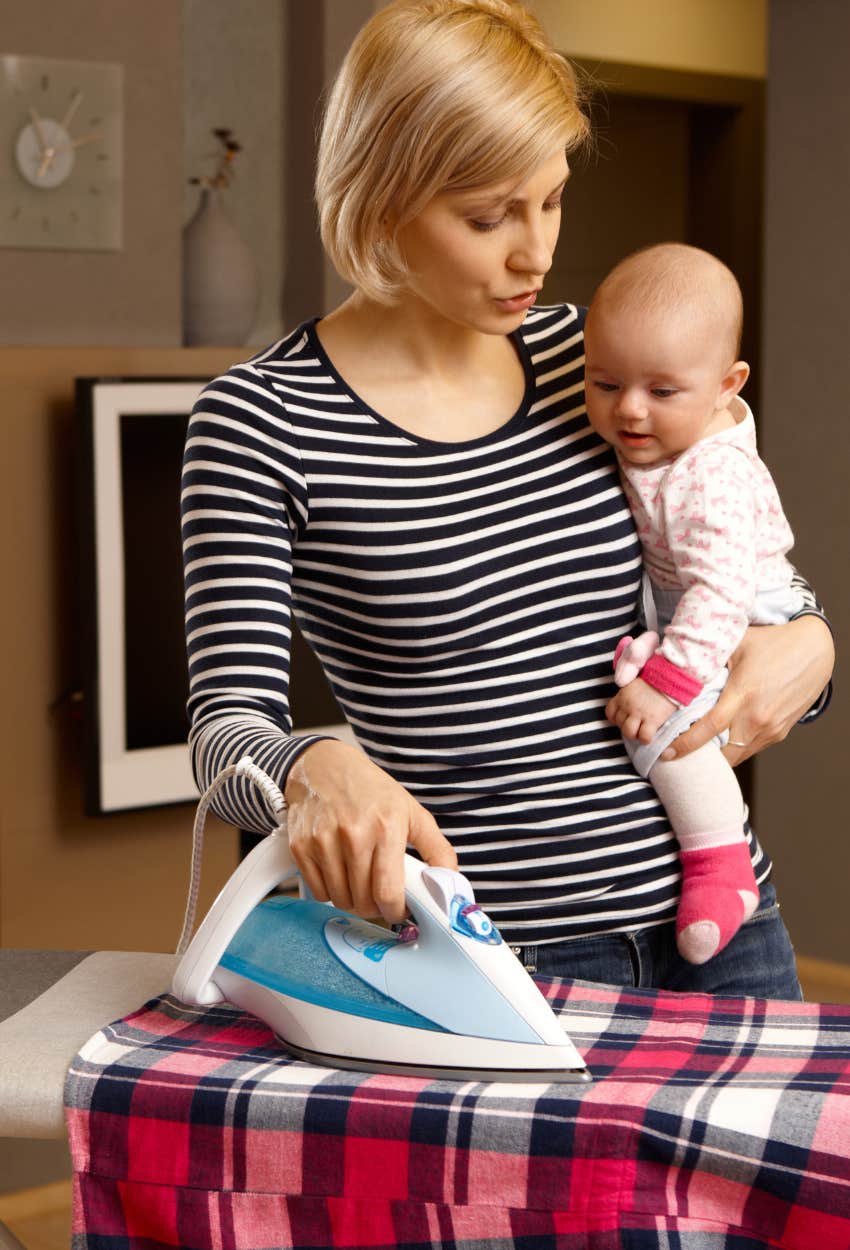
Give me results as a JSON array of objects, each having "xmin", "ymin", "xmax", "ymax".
[{"xmin": 660, "ymin": 615, "xmax": 834, "ymax": 766}]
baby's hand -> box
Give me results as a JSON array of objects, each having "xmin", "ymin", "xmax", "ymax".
[{"xmin": 606, "ymin": 677, "xmax": 677, "ymax": 743}]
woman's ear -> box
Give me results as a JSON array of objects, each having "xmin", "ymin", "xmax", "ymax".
[{"xmin": 717, "ymin": 360, "xmax": 750, "ymax": 409}]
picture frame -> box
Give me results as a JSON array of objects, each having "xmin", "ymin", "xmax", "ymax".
[{"xmin": 76, "ymin": 376, "xmax": 352, "ymax": 815}]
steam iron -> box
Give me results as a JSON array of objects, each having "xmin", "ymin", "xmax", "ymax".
[{"xmin": 173, "ymin": 757, "xmax": 591, "ymax": 1083}]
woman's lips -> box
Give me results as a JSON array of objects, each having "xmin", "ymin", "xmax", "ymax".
[{"xmin": 495, "ymin": 289, "xmax": 539, "ymax": 312}]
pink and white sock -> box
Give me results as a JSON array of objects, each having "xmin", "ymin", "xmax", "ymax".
[
  {"xmin": 649, "ymin": 745, "xmax": 756, "ymax": 965},
  {"xmin": 676, "ymin": 840, "xmax": 758, "ymax": 965}
]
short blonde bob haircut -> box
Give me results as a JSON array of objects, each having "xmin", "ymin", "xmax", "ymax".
[{"xmin": 316, "ymin": 0, "xmax": 589, "ymax": 304}]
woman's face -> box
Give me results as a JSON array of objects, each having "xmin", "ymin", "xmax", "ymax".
[{"xmin": 393, "ymin": 149, "xmax": 569, "ymax": 335}]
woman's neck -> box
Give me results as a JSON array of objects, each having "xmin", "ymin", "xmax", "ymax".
[
  {"xmin": 322, "ymin": 291, "xmax": 494, "ymax": 379},
  {"xmin": 315, "ymin": 293, "xmax": 528, "ymax": 442}
]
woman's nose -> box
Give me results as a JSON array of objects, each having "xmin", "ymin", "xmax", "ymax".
[{"xmin": 509, "ymin": 219, "xmax": 554, "ymax": 279}]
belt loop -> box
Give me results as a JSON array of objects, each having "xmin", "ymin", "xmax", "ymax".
[
  {"xmin": 625, "ymin": 932, "xmax": 642, "ymax": 986},
  {"xmin": 510, "ymin": 944, "xmax": 537, "ymax": 974}
]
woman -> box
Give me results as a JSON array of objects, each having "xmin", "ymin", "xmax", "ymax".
[{"xmin": 182, "ymin": 0, "xmax": 833, "ymax": 997}]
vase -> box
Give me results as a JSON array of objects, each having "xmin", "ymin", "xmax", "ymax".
[{"xmin": 182, "ymin": 188, "xmax": 259, "ymax": 346}]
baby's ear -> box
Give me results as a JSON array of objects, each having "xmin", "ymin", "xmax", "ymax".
[{"xmin": 718, "ymin": 360, "xmax": 750, "ymax": 408}]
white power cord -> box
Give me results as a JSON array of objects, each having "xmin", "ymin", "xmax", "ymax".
[{"xmin": 176, "ymin": 755, "xmax": 287, "ymax": 957}]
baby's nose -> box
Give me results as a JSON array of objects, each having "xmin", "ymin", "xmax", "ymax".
[{"xmin": 615, "ymin": 389, "xmax": 648, "ymax": 420}]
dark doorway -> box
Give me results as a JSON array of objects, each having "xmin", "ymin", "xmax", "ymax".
[
  {"xmin": 553, "ymin": 61, "xmax": 764, "ymax": 414},
  {"xmin": 553, "ymin": 62, "xmax": 764, "ymax": 811}
]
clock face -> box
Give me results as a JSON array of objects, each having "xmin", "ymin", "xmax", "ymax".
[{"xmin": 0, "ymin": 54, "xmax": 123, "ymax": 251}]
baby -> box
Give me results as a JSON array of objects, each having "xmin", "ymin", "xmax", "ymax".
[{"xmin": 584, "ymin": 242, "xmax": 804, "ymax": 964}]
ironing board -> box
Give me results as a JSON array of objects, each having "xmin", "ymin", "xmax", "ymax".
[
  {"xmin": 0, "ymin": 949, "xmax": 178, "ymax": 1250},
  {"xmin": 64, "ymin": 977, "xmax": 850, "ymax": 1249},
  {"xmin": 0, "ymin": 950, "xmax": 178, "ymax": 1140}
]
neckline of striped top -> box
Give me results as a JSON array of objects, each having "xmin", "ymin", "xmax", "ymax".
[{"xmin": 302, "ymin": 316, "xmax": 538, "ymax": 451}]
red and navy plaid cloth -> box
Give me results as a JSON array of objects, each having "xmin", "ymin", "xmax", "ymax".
[{"xmin": 64, "ymin": 978, "xmax": 850, "ymax": 1249}]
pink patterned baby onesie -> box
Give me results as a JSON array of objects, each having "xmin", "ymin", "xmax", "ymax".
[
  {"xmin": 614, "ymin": 400, "xmax": 802, "ymax": 965},
  {"xmin": 618, "ymin": 402, "xmax": 798, "ymax": 695}
]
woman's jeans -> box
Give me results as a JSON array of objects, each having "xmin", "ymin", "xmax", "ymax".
[{"xmin": 511, "ymin": 880, "xmax": 803, "ymax": 1000}]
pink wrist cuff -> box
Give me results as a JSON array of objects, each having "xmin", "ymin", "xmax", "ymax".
[{"xmin": 640, "ymin": 653, "xmax": 704, "ymax": 706}]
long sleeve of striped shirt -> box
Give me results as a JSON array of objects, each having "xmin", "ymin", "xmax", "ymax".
[
  {"xmin": 790, "ymin": 571, "xmax": 834, "ymax": 720},
  {"xmin": 180, "ymin": 304, "xmax": 828, "ymax": 945},
  {"xmin": 182, "ymin": 365, "xmax": 331, "ymax": 833}
]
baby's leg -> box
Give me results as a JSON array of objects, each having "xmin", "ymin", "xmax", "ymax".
[{"xmin": 650, "ymin": 744, "xmax": 758, "ymax": 965}]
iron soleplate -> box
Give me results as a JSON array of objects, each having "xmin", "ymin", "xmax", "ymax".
[{"xmin": 280, "ymin": 1038, "xmax": 592, "ymax": 1083}]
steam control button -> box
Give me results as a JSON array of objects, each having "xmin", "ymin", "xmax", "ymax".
[{"xmin": 449, "ymin": 896, "xmax": 502, "ymax": 945}]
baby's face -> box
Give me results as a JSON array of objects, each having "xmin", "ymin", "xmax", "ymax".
[{"xmin": 584, "ymin": 305, "xmax": 737, "ymax": 467}]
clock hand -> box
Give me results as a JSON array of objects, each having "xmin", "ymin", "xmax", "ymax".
[
  {"xmin": 37, "ymin": 145, "xmax": 59, "ymax": 179},
  {"xmin": 60, "ymin": 90, "xmax": 82, "ymax": 134},
  {"xmin": 28, "ymin": 107, "xmax": 49, "ymax": 152},
  {"xmin": 44, "ymin": 129, "xmax": 104, "ymax": 160},
  {"xmin": 28, "ymin": 109, "xmax": 62, "ymax": 179},
  {"xmin": 70, "ymin": 129, "xmax": 104, "ymax": 150}
]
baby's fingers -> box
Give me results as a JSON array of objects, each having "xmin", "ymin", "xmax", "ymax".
[{"xmin": 620, "ymin": 711, "xmax": 645, "ymax": 741}]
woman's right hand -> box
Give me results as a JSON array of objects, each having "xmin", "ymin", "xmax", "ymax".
[{"xmin": 283, "ymin": 738, "xmax": 457, "ymax": 924}]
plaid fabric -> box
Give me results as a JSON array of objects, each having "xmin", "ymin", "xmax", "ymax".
[{"xmin": 65, "ymin": 978, "xmax": 850, "ymax": 1249}]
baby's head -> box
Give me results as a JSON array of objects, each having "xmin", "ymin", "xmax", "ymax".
[{"xmin": 584, "ymin": 243, "xmax": 750, "ymax": 466}]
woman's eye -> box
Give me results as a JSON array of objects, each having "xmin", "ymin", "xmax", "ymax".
[
  {"xmin": 470, "ymin": 216, "xmax": 505, "ymax": 233},
  {"xmin": 470, "ymin": 197, "xmax": 561, "ymax": 232}
]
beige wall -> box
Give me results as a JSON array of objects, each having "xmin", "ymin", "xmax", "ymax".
[
  {"xmin": 321, "ymin": 1, "xmax": 377, "ymax": 312},
  {"xmin": 0, "ymin": 0, "xmax": 290, "ymax": 348},
  {"xmin": 0, "ymin": 0, "xmax": 183, "ymax": 346},
  {"xmin": 183, "ymin": 0, "xmax": 287, "ymax": 345},
  {"xmin": 0, "ymin": 347, "xmax": 240, "ymax": 952},
  {"xmin": 530, "ymin": 0, "xmax": 766, "ymax": 77}
]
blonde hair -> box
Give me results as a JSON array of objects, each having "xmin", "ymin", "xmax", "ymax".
[
  {"xmin": 316, "ymin": 0, "xmax": 589, "ymax": 303},
  {"xmin": 588, "ymin": 243, "xmax": 744, "ymax": 362}
]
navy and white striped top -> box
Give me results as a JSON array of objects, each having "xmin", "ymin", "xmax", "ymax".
[{"xmin": 182, "ymin": 303, "xmax": 775, "ymax": 945}]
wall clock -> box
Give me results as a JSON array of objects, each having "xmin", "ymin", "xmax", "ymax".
[{"xmin": 0, "ymin": 54, "xmax": 123, "ymax": 251}]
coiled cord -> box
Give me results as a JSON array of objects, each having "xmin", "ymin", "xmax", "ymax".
[{"xmin": 176, "ymin": 755, "xmax": 287, "ymax": 957}]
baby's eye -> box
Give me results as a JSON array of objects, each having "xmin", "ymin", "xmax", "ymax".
[
  {"xmin": 651, "ymin": 388, "xmax": 677, "ymax": 398},
  {"xmin": 592, "ymin": 380, "xmax": 618, "ymax": 392}
]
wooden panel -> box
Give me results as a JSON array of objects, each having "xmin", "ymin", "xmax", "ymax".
[
  {"xmin": 0, "ymin": 1179, "xmax": 71, "ymax": 1250},
  {"xmin": 0, "ymin": 347, "xmax": 243, "ymax": 950},
  {"xmin": 797, "ymin": 958, "xmax": 850, "ymax": 1007}
]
